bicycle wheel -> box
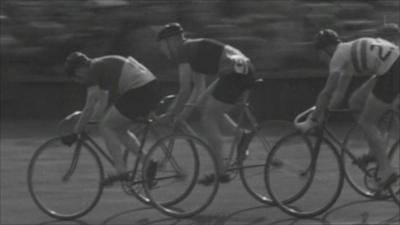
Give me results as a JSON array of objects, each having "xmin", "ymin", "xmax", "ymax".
[
  {"xmin": 342, "ymin": 124, "xmax": 391, "ymax": 199},
  {"xmin": 142, "ymin": 134, "xmax": 219, "ymax": 218},
  {"xmin": 265, "ymin": 131, "xmax": 344, "ymax": 218},
  {"xmin": 122, "ymin": 123, "xmax": 173, "ymax": 205},
  {"xmin": 388, "ymin": 140, "xmax": 400, "ymax": 206},
  {"xmin": 28, "ymin": 137, "xmax": 104, "ymax": 220},
  {"xmin": 239, "ymin": 120, "xmax": 293, "ymax": 204}
]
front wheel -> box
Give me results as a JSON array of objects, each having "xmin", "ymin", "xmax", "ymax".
[
  {"xmin": 239, "ymin": 120, "xmax": 293, "ymax": 204},
  {"xmin": 28, "ymin": 137, "xmax": 104, "ymax": 220},
  {"xmin": 265, "ymin": 131, "xmax": 344, "ymax": 218},
  {"xmin": 142, "ymin": 134, "xmax": 219, "ymax": 218}
]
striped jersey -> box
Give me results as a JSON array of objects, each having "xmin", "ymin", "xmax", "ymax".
[{"xmin": 330, "ymin": 37, "xmax": 399, "ymax": 76}]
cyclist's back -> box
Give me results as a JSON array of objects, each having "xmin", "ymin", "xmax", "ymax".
[
  {"xmin": 331, "ymin": 37, "xmax": 399, "ymax": 77},
  {"xmin": 179, "ymin": 38, "xmax": 252, "ymax": 77},
  {"xmin": 87, "ymin": 55, "xmax": 156, "ymax": 103}
]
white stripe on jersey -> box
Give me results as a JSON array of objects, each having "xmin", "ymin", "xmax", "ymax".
[
  {"xmin": 350, "ymin": 38, "xmax": 399, "ymax": 75},
  {"xmin": 118, "ymin": 57, "xmax": 155, "ymax": 94}
]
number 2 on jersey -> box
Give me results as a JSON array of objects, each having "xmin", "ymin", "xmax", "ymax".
[{"xmin": 370, "ymin": 45, "xmax": 393, "ymax": 61}]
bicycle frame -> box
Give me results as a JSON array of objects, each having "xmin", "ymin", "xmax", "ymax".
[
  {"xmin": 178, "ymin": 89, "xmax": 264, "ymax": 174},
  {"xmin": 303, "ymin": 109, "xmax": 400, "ymax": 181},
  {"xmin": 63, "ymin": 118, "xmax": 154, "ymax": 186}
]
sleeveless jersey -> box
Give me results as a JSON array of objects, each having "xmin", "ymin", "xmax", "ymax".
[
  {"xmin": 178, "ymin": 38, "xmax": 225, "ymax": 75},
  {"xmin": 178, "ymin": 38, "xmax": 251, "ymax": 76},
  {"xmin": 349, "ymin": 38, "xmax": 399, "ymax": 75},
  {"xmin": 85, "ymin": 56, "xmax": 155, "ymax": 102}
]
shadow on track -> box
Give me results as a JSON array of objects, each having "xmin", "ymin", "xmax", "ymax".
[
  {"xmin": 36, "ymin": 219, "xmax": 89, "ymax": 225},
  {"xmin": 100, "ymin": 206, "xmax": 156, "ymax": 225},
  {"xmin": 322, "ymin": 199, "xmax": 400, "ymax": 225}
]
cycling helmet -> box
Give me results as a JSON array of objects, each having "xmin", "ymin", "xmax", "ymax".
[
  {"xmin": 376, "ymin": 23, "xmax": 400, "ymax": 39},
  {"xmin": 64, "ymin": 52, "xmax": 90, "ymax": 77},
  {"xmin": 157, "ymin": 23, "xmax": 184, "ymax": 41},
  {"xmin": 314, "ymin": 29, "xmax": 341, "ymax": 50}
]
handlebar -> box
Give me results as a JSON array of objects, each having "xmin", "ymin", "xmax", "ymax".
[{"xmin": 294, "ymin": 106, "xmax": 316, "ymax": 126}]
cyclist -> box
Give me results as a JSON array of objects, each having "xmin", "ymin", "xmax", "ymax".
[
  {"xmin": 296, "ymin": 29, "xmax": 399, "ymax": 189},
  {"xmin": 349, "ymin": 23, "xmax": 400, "ymax": 113},
  {"xmin": 64, "ymin": 52, "xmax": 160, "ymax": 187},
  {"xmin": 156, "ymin": 23, "xmax": 255, "ymax": 185}
]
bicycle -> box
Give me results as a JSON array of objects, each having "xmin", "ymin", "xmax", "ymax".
[
  {"xmin": 264, "ymin": 106, "xmax": 400, "ymax": 218},
  {"xmin": 27, "ymin": 95, "xmax": 216, "ymax": 220},
  {"xmin": 141, "ymin": 79, "xmax": 294, "ymax": 218}
]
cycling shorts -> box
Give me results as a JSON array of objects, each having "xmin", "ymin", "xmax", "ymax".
[
  {"xmin": 212, "ymin": 67, "xmax": 255, "ymax": 104},
  {"xmin": 114, "ymin": 80, "xmax": 161, "ymax": 120},
  {"xmin": 372, "ymin": 57, "xmax": 400, "ymax": 103}
]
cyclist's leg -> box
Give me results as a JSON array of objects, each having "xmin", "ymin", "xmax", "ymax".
[
  {"xmin": 358, "ymin": 57, "xmax": 399, "ymax": 183},
  {"xmin": 359, "ymin": 94, "xmax": 395, "ymax": 182},
  {"xmin": 196, "ymin": 79, "xmax": 237, "ymax": 136},
  {"xmin": 202, "ymin": 71, "xmax": 253, "ymax": 175},
  {"xmin": 349, "ymin": 76, "xmax": 376, "ymax": 113},
  {"xmin": 120, "ymin": 129, "xmax": 141, "ymax": 156},
  {"xmin": 103, "ymin": 81, "xmax": 161, "ymax": 172},
  {"xmin": 99, "ymin": 106, "xmax": 133, "ymax": 175},
  {"xmin": 202, "ymin": 96, "xmax": 234, "ymax": 174},
  {"xmin": 359, "ymin": 57, "xmax": 399, "ymax": 167}
]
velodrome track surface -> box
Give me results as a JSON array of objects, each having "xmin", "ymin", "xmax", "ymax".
[{"xmin": 1, "ymin": 120, "xmax": 399, "ymax": 225}]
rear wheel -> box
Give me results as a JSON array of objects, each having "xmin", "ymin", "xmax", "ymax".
[{"xmin": 142, "ymin": 134, "xmax": 219, "ymax": 218}]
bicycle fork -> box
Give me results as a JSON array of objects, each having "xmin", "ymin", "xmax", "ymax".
[{"xmin": 62, "ymin": 140, "xmax": 84, "ymax": 182}]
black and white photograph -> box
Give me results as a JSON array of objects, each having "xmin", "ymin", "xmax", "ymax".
[{"xmin": 1, "ymin": 0, "xmax": 399, "ymax": 224}]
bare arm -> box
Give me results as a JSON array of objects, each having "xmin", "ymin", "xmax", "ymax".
[
  {"xmin": 329, "ymin": 72, "xmax": 352, "ymax": 109},
  {"xmin": 91, "ymin": 90, "xmax": 109, "ymax": 121},
  {"xmin": 74, "ymin": 86, "xmax": 102, "ymax": 133},
  {"xmin": 166, "ymin": 63, "xmax": 193, "ymax": 116},
  {"xmin": 180, "ymin": 71, "xmax": 206, "ymax": 117},
  {"xmin": 311, "ymin": 71, "xmax": 340, "ymax": 121}
]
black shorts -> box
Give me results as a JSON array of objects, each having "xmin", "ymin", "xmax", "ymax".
[
  {"xmin": 372, "ymin": 57, "xmax": 400, "ymax": 103},
  {"xmin": 212, "ymin": 68, "xmax": 255, "ymax": 104},
  {"xmin": 114, "ymin": 80, "xmax": 161, "ymax": 120}
]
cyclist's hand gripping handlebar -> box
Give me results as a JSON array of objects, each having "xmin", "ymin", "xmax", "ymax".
[{"xmin": 294, "ymin": 106, "xmax": 317, "ymax": 132}]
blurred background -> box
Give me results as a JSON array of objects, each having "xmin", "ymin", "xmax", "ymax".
[{"xmin": 1, "ymin": 0, "xmax": 399, "ymax": 120}]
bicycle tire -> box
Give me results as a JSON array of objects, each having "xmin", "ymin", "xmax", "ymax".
[
  {"xmin": 239, "ymin": 120, "xmax": 293, "ymax": 204},
  {"xmin": 28, "ymin": 137, "xmax": 104, "ymax": 220},
  {"xmin": 265, "ymin": 131, "xmax": 344, "ymax": 218},
  {"xmin": 122, "ymin": 123, "xmax": 174, "ymax": 205},
  {"xmin": 388, "ymin": 140, "xmax": 400, "ymax": 206},
  {"xmin": 342, "ymin": 124, "xmax": 391, "ymax": 200},
  {"xmin": 142, "ymin": 134, "xmax": 219, "ymax": 218}
]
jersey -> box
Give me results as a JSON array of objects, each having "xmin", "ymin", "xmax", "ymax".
[
  {"xmin": 178, "ymin": 38, "xmax": 225, "ymax": 75},
  {"xmin": 330, "ymin": 38, "xmax": 399, "ymax": 77},
  {"xmin": 178, "ymin": 38, "xmax": 252, "ymax": 76},
  {"xmin": 85, "ymin": 55, "xmax": 155, "ymax": 102}
]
